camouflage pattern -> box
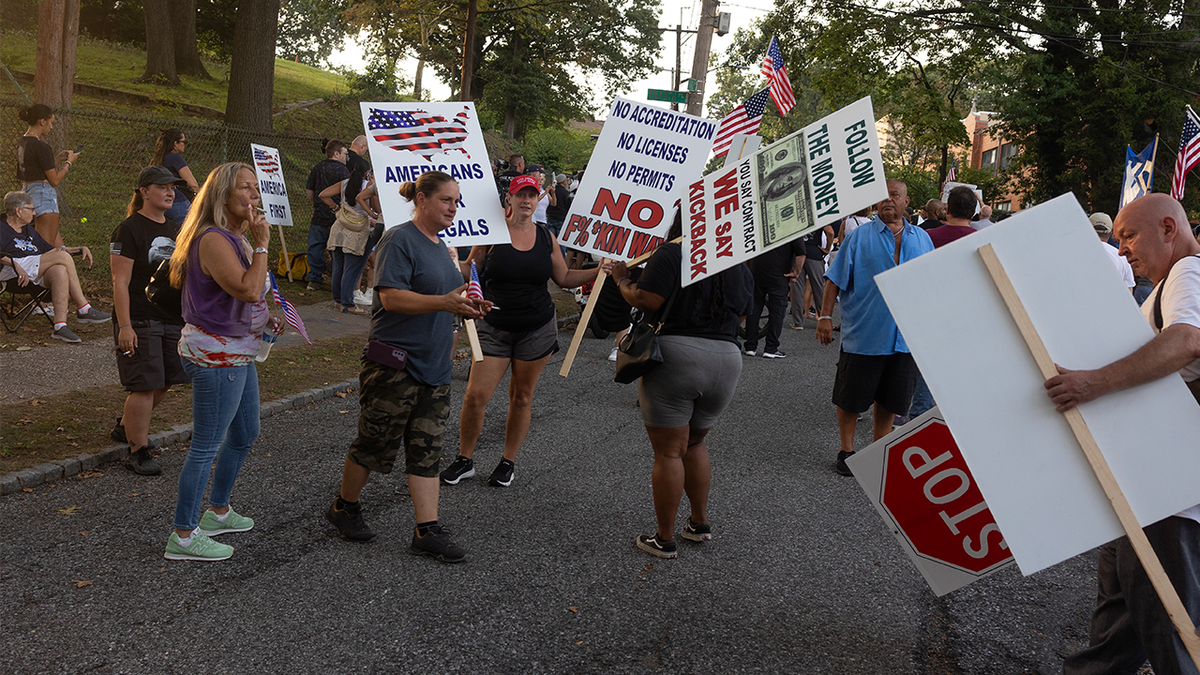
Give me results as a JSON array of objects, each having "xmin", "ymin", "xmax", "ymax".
[{"xmin": 348, "ymin": 359, "xmax": 450, "ymax": 477}]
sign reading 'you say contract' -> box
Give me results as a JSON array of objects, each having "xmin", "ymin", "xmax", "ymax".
[
  {"xmin": 558, "ymin": 98, "xmax": 715, "ymax": 262},
  {"xmin": 682, "ymin": 96, "xmax": 885, "ymax": 285}
]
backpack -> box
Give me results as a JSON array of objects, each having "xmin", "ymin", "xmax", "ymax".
[{"xmin": 277, "ymin": 251, "xmax": 309, "ymax": 281}]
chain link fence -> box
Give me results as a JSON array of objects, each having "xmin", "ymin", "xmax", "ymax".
[{"xmin": 1, "ymin": 96, "xmax": 332, "ymax": 295}]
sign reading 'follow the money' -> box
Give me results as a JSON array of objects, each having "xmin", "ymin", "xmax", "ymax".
[{"xmin": 681, "ymin": 96, "xmax": 886, "ymax": 285}]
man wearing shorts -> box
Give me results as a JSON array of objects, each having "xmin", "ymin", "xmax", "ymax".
[{"xmin": 816, "ymin": 179, "xmax": 933, "ymax": 476}]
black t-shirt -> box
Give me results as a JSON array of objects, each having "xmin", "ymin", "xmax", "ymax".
[
  {"xmin": 546, "ymin": 185, "xmax": 571, "ymax": 222},
  {"xmin": 17, "ymin": 136, "xmax": 55, "ymax": 182},
  {"xmin": 110, "ymin": 213, "xmax": 182, "ymax": 324},
  {"xmin": 802, "ymin": 229, "xmax": 826, "ymax": 259},
  {"xmin": 746, "ymin": 238, "xmax": 805, "ymax": 288},
  {"xmin": 496, "ymin": 170, "xmax": 522, "ymax": 202},
  {"xmin": 636, "ymin": 243, "xmax": 753, "ymax": 344},
  {"xmin": 481, "ymin": 225, "xmax": 556, "ymax": 332},
  {"xmin": 306, "ymin": 158, "xmax": 350, "ymax": 226},
  {"xmin": 594, "ymin": 268, "xmax": 642, "ymax": 332}
]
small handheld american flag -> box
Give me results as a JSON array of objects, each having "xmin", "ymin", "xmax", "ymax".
[
  {"xmin": 269, "ymin": 272, "xmax": 311, "ymax": 344},
  {"xmin": 468, "ymin": 262, "xmax": 484, "ymax": 301}
]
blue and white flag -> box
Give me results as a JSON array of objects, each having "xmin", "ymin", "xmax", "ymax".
[{"xmin": 1120, "ymin": 136, "xmax": 1157, "ymax": 210}]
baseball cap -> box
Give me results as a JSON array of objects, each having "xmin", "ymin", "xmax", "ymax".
[
  {"xmin": 138, "ymin": 165, "xmax": 187, "ymax": 188},
  {"xmin": 526, "ymin": 164, "xmax": 545, "ymax": 174},
  {"xmin": 1089, "ymin": 212, "xmax": 1113, "ymax": 234},
  {"xmin": 509, "ymin": 175, "xmax": 539, "ymax": 194}
]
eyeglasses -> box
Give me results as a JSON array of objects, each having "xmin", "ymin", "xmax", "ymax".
[{"xmin": 177, "ymin": 139, "xmax": 187, "ymax": 145}]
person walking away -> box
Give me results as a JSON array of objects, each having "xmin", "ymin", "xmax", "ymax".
[{"xmin": 304, "ymin": 139, "xmax": 349, "ymax": 289}]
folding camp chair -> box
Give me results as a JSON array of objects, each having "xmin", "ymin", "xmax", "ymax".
[{"xmin": 0, "ymin": 277, "xmax": 53, "ymax": 333}]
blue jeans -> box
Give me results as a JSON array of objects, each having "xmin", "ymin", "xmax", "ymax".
[
  {"xmin": 173, "ymin": 360, "xmax": 260, "ymax": 530},
  {"xmin": 331, "ymin": 248, "xmax": 368, "ymax": 306},
  {"xmin": 165, "ymin": 197, "xmax": 191, "ymax": 225},
  {"xmin": 908, "ymin": 371, "xmax": 935, "ymax": 418},
  {"xmin": 306, "ymin": 221, "xmax": 332, "ymax": 282}
]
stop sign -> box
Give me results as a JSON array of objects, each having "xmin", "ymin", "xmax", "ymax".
[{"xmin": 879, "ymin": 417, "xmax": 1012, "ymax": 575}]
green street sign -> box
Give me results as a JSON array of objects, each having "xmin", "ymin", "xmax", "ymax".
[
  {"xmin": 686, "ymin": 78, "xmax": 698, "ymax": 92},
  {"xmin": 647, "ymin": 89, "xmax": 688, "ymax": 104}
]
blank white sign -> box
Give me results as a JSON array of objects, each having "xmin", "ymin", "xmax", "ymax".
[{"xmin": 875, "ymin": 194, "xmax": 1200, "ymax": 574}]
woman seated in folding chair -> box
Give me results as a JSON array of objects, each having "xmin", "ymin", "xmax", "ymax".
[{"xmin": 0, "ymin": 191, "xmax": 110, "ymax": 342}]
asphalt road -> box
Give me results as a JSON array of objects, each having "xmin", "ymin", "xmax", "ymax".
[{"xmin": 0, "ymin": 318, "xmax": 1099, "ymax": 674}]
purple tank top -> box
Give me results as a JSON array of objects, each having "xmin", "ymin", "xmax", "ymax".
[{"xmin": 182, "ymin": 227, "xmax": 252, "ymax": 336}]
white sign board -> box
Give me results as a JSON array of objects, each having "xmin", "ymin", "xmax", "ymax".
[
  {"xmin": 558, "ymin": 98, "xmax": 715, "ymax": 261},
  {"xmin": 722, "ymin": 134, "xmax": 761, "ymax": 168},
  {"xmin": 359, "ymin": 102, "xmax": 508, "ymax": 246},
  {"xmin": 875, "ymin": 194, "xmax": 1200, "ymax": 574},
  {"xmin": 681, "ymin": 96, "xmax": 886, "ymax": 286},
  {"xmin": 940, "ymin": 180, "xmax": 983, "ymax": 209},
  {"xmin": 250, "ymin": 144, "xmax": 293, "ymax": 227}
]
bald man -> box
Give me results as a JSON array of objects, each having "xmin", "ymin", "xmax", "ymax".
[
  {"xmin": 919, "ymin": 199, "xmax": 946, "ymax": 229},
  {"xmin": 1045, "ymin": 193, "xmax": 1200, "ymax": 675},
  {"xmin": 347, "ymin": 135, "xmax": 371, "ymax": 175}
]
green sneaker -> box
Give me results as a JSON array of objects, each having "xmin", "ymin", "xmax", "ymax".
[
  {"xmin": 164, "ymin": 532, "xmax": 233, "ymax": 561},
  {"xmin": 197, "ymin": 508, "xmax": 254, "ymax": 536}
]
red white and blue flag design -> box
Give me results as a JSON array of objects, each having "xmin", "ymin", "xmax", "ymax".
[
  {"xmin": 1171, "ymin": 106, "xmax": 1200, "ymax": 200},
  {"xmin": 269, "ymin": 272, "xmax": 311, "ymax": 344},
  {"xmin": 367, "ymin": 107, "xmax": 471, "ymax": 160},
  {"xmin": 253, "ymin": 148, "xmax": 280, "ymax": 175},
  {"xmin": 761, "ymin": 36, "xmax": 796, "ymax": 116},
  {"xmin": 468, "ymin": 262, "xmax": 484, "ymax": 301},
  {"xmin": 712, "ymin": 88, "xmax": 771, "ymax": 158}
]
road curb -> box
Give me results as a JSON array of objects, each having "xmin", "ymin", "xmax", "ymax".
[{"xmin": 0, "ymin": 377, "xmax": 360, "ymax": 497}]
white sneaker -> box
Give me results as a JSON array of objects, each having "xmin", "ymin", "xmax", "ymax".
[
  {"xmin": 353, "ymin": 289, "xmax": 373, "ymax": 306},
  {"xmin": 608, "ymin": 347, "xmax": 618, "ymax": 362},
  {"xmin": 33, "ymin": 303, "xmax": 53, "ymax": 316}
]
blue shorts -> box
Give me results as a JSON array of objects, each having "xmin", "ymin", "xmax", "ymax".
[{"xmin": 23, "ymin": 182, "xmax": 58, "ymax": 216}]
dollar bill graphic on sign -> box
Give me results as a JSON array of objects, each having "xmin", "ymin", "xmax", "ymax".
[{"xmin": 756, "ymin": 133, "xmax": 816, "ymax": 247}]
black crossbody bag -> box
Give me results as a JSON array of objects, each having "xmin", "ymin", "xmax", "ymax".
[{"xmin": 613, "ymin": 285, "xmax": 678, "ymax": 384}]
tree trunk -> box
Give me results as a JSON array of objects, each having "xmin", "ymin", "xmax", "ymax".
[
  {"xmin": 503, "ymin": 104, "xmax": 516, "ymax": 138},
  {"xmin": 225, "ymin": 0, "xmax": 281, "ymax": 131},
  {"xmin": 169, "ymin": 0, "xmax": 212, "ymax": 79},
  {"xmin": 414, "ymin": 58, "xmax": 425, "ymax": 99},
  {"xmin": 459, "ymin": 0, "xmax": 477, "ymax": 102},
  {"xmin": 34, "ymin": 0, "xmax": 79, "ymax": 142},
  {"xmin": 141, "ymin": 0, "xmax": 179, "ymax": 84}
]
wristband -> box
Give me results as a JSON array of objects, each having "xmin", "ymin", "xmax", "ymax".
[
  {"xmin": 253, "ymin": 246, "xmax": 268, "ymax": 255},
  {"xmin": 63, "ymin": 161, "xmax": 72, "ymax": 168},
  {"xmin": 119, "ymin": 323, "xmax": 132, "ymax": 328},
  {"xmin": 818, "ymin": 315, "xmax": 833, "ymax": 321}
]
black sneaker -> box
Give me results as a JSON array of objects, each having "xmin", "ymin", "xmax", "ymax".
[
  {"xmin": 440, "ymin": 455, "xmax": 476, "ymax": 485},
  {"xmin": 636, "ymin": 533, "xmax": 677, "ymax": 559},
  {"xmin": 111, "ymin": 418, "xmax": 157, "ymax": 449},
  {"xmin": 410, "ymin": 525, "xmax": 466, "ymax": 563},
  {"xmin": 835, "ymin": 451, "xmax": 854, "ymax": 477},
  {"xmin": 325, "ymin": 499, "xmax": 377, "ymax": 542},
  {"xmin": 126, "ymin": 447, "xmax": 162, "ymax": 476},
  {"xmin": 488, "ymin": 459, "xmax": 514, "ymax": 487},
  {"xmin": 680, "ymin": 519, "xmax": 712, "ymax": 542}
]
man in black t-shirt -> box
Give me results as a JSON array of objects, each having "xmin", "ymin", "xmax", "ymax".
[
  {"xmin": 495, "ymin": 154, "xmax": 525, "ymax": 204},
  {"xmin": 744, "ymin": 238, "xmax": 805, "ymax": 358},
  {"xmin": 791, "ymin": 225, "xmax": 835, "ymax": 327},
  {"xmin": 304, "ymin": 141, "xmax": 351, "ymax": 288}
]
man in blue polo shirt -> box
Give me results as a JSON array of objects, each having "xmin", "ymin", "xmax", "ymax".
[{"xmin": 816, "ymin": 179, "xmax": 934, "ymax": 476}]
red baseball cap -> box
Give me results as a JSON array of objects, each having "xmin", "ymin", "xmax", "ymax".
[{"xmin": 509, "ymin": 175, "xmax": 539, "ymax": 194}]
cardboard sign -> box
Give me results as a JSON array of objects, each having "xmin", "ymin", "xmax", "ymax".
[
  {"xmin": 847, "ymin": 407, "xmax": 1015, "ymax": 596},
  {"xmin": 359, "ymin": 102, "xmax": 509, "ymax": 246},
  {"xmin": 874, "ymin": 194, "xmax": 1200, "ymax": 574},
  {"xmin": 250, "ymin": 144, "xmax": 293, "ymax": 227},
  {"xmin": 558, "ymin": 98, "xmax": 716, "ymax": 261},
  {"xmin": 681, "ymin": 96, "xmax": 886, "ymax": 286}
]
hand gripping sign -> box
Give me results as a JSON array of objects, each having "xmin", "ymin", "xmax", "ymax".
[
  {"xmin": 681, "ymin": 96, "xmax": 886, "ymax": 286},
  {"xmin": 360, "ymin": 102, "xmax": 509, "ymax": 246}
]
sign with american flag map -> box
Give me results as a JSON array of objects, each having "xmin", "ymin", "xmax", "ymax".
[
  {"xmin": 359, "ymin": 101, "xmax": 508, "ymax": 247},
  {"xmin": 250, "ymin": 144, "xmax": 293, "ymax": 227}
]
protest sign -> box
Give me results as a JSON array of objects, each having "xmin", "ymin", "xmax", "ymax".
[
  {"xmin": 250, "ymin": 144, "xmax": 293, "ymax": 227},
  {"xmin": 557, "ymin": 98, "xmax": 716, "ymax": 262},
  {"xmin": 846, "ymin": 407, "xmax": 1015, "ymax": 596},
  {"xmin": 940, "ymin": 180, "xmax": 982, "ymax": 207},
  {"xmin": 359, "ymin": 102, "xmax": 508, "ymax": 246},
  {"xmin": 874, "ymin": 194, "xmax": 1200, "ymax": 575},
  {"xmin": 681, "ymin": 96, "xmax": 886, "ymax": 286}
]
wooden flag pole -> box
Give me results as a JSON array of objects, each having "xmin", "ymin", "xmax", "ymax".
[
  {"xmin": 978, "ymin": 243, "xmax": 1200, "ymax": 670},
  {"xmin": 276, "ymin": 224, "xmax": 293, "ymax": 283},
  {"xmin": 465, "ymin": 318, "xmax": 483, "ymax": 362}
]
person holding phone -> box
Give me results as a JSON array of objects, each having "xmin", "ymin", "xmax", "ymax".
[
  {"xmin": 151, "ymin": 128, "xmax": 200, "ymax": 224},
  {"xmin": 16, "ymin": 104, "xmax": 79, "ymax": 247}
]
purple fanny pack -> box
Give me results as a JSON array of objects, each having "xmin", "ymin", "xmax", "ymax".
[{"xmin": 365, "ymin": 340, "xmax": 407, "ymax": 371}]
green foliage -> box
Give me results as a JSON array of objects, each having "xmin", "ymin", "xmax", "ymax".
[
  {"xmin": 277, "ymin": 0, "xmax": 351, "ymax": 67},
  {"xmin": 522, "ymin": 126, "xmax": 598, "ymax": 173},
  {"xmin": 341, "ymin": 58, "xmax": 415, "ymax": 102},
  {"xmin": 79, "ymin": 0, "xmax": 147, "ymax": 44}
]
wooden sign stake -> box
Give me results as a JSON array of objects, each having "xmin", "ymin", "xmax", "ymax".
[
  {"xmin": 276, "ymin": 224, "xmax": 293, "ymax": 283},
  {"xmin": 978, "ymin": 243, "xmax": 1200, "ymax": 669},
  {"xmin": 465, "ymin": 318, "xmax": 483, "ymax": 362}
]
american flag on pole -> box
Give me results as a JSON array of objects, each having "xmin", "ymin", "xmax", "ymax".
[
  {"xmin": 367, "ymin": 106, "xmax": 472, "ymax": 161},
  {"xmin": 253, "ymin": 148, "xmax": 280, "ymax": 175},
  {"xmin": 761, "ymin": 36, "xmax": 796, "ymax": 116},
  {"xmin": 712, "ymin": 88, "xmax": 771, "ymax": 158},
  {"xmin": 942, "ymin": 160, "xmax": 957, "ymax": 192},
  {"xmin": 467, "ymin": 262, "xmax": 484, "ymax": 301},
  {"xmin": 269, "ymin": 272, "xmax": 311, "ymax": 344},
  {"xmin": 1171, "ymin": 106, "xmax": 1200, "ymax": 200}
]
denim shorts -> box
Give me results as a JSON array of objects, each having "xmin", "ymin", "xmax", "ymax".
[{"xmin": 23, "ymin": 182, "xmax": 58, "ymax": 216}]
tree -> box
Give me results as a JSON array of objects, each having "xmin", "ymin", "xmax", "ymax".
[
  {"xmin": 141, "ymin": 0, "xmax": 211, "ymax": 83},
  {"xmin": 35, "ymin": 0, "xmax": 81, "ymax": 107},
  {"xmin": 170, "ymin": 0, "xmax": 211, "ymax": 78},
  {"xmin": 225, "ymin": 0, "xmax": 282, "ymax": 131},
  {"xmin": 277, "ymin": 0, "xmax": 350, "ymax": 67}
]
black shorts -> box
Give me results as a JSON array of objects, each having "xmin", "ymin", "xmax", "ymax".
[
  {"xmin": 477, "ymin": 314, "xmax": 559, "ymax": 361},
  {"xmin": 832, "ymin": 350, "xmax": 918, "ymax": 415},
  {"xmin": 114, "ymin": 319, "xmax": 190, "ymax": 392}
]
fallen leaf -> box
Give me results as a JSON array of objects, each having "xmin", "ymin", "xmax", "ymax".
[
  {"xmin": 21, "ymin": 488, "xmax": 32, "ymax": 493},
  {"xmin": 286, "ymin": 361, "xmax": 296, "ymax": 365},
  {"xmin": 56, "ymin": 427, "xmax": 64, "ymax": 432},
  {"xmin": 57, "ymin": 505, "xmax": 81, "ymax": 515},
  {"xmin": 339, "ymin": 410, "xmax": 350, "ymax": 414},
  {"xmin": 335, "ymin": 391, "xmax": 347, "ymax": 398},
  {"xmin": 30, "ymin": 399, "xmax": 45, "ymax": 406},
  {"xmin": 568, "ymin": 606, "xmax": 578, "ymax": 613},
  {"xmin": 80, "ymin": 531, "xmax": 88, "ymax": 536},
  {"xmin": 576, "ymin": 641, "xmax": 584, "ymax": 645},
  {"xmin": 73, "ymin": 580, "xmax": 92, "ymax": 588},
  {"xmin": 127, "ymin": 493, "xmax": 139, "ymax": 497},
  {"xmin": 15, "ymin": 346, "xmax": 31, "ymax": 351},
  {"xmin": 322, "ymin": 356, "xmax": 332, "ymax": 362}
]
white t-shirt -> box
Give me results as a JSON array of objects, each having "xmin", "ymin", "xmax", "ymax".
[
  {"xmin": 842, "ymin": 215, "xmax": 872, "ymax": 240},
  {"xmin": 1101, "ymin": 241, "xmax": 1135, "ymax": 288},
  {"xmin": 533, "ymin": 189, "xmax": 550, "ymax": 224}
]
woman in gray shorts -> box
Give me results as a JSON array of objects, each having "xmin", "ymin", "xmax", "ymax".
[{"xmin": 609, "ymin": 214, "xmax": 754, "ymax": 559}]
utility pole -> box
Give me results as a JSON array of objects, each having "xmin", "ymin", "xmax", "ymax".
[
  {"xmin": 685, "ymin": 0, "xmax": 718, "ymax": 117},
  {"xmin": 673, "ymin": 25, "xmax": 682, "ymax": 112}
]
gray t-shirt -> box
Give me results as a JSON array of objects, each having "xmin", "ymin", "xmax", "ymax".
[{"xmin": 370, "ymin": 222, "xmax": 462, "ymax": 386}]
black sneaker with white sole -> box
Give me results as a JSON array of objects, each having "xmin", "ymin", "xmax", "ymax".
[
  {"xmin": 410, "ymin": 525, "xmax": 466, "ymax": 563},
  {"xmin": 488, "ymin": 459, "xmax": 514, "ymax": 487},
  {"xmin": 440, "ymin": 455, "xmax": 476, "ymax": 485},
  {"xmin": 680, "ymin": 519, "xmax": 712, "ymax": 541},
  {"xmin": 637, "ymin": 533, "xmax": 678, "ymax": 558}
]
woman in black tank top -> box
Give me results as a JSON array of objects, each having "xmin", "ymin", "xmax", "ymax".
[{"xmin": 439, "ymin": 175, "xmax": 609, "ymax": 488}]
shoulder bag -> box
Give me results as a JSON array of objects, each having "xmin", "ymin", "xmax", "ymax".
[
  {"xmin": 613, "ymin": 283, "xmax": 679, "ymax": 384},
  {"xmin": 334, "ymin": 203, "xmax": 368, "ymax": 233}
]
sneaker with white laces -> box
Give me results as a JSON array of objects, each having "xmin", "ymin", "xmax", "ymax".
[
  {"xmin": 76, "ymin": 307, "xmax": 112, "ymax": 324},
  {"xmin": 164, "ymin": 531, "xmax": 233, "ymax": 561},
  {"xmin": 762, "ymin": 350, "xmax": 787, "ymax": 359},
  {"xmin": 198, "ymin": 508, "xmax": 254, "ymax": 536},
  {"xmin": 488, "ymin": 459, "xmax": 515, "ymax": 487},
  {"xmin": 354, "ymin": 289, "xmax": 373, "ymax": 306},
  {"xmin": 636, "ymin": 533, "xmax": 677, "ymax": 559},
  {"xmin": 52, "ymin": 326, "xmax": 82, "ymax": 343},
  {"xmin": 32, "ymin": 303, "xmax": 53, "ymax": 316},
  {"xmin": 608, "ymin": 347, "xmax": 618, "ymax": 362},
  {"xmin": 440, "ymin": 455, "xmax": 476, "ymax": 485},
  {"xmin": 410, "ymin": 524, "xmax": 466, "ymax": 563},
  {"xmin": 680, "ymin": 519, "xmax": 712, "ymax": 542}
]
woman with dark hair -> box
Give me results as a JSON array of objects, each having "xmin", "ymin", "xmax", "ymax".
[
  {"xmin": 150, "ymin": 128, "xmax": 200, "ymax": 224},
  {"xmin": 324, "ymin": 171, "xmax": 489, "ymax": 563},
  {"xmin": 318, "ymin": 168, "xmax": 376, "ymax": 313},
  {"xmin": 304, "ymin": 139, "xmax": 349, "ymax": 289},
  {"xmin": 17, "ymin": 103, "xmax": 79, "ymax": 247},
  {"xmin": 608, "ymin": 212, "xmax": 752, "ymax": 559}
]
